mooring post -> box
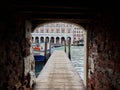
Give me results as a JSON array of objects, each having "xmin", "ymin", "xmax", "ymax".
[
  {"xmin": 68, "ymin": 39, "xmax": 71, "ymax": 60},
  {"xmin": 64, "ymin": 39, "xmax": 66, "ymax": 53},
  {"xmin": 49, "ymin": 39, "xmax": 51, "ymax": 57},
  {"xmin": 44, "ymin": 39, "xmax": 47, "ymax": 64}
]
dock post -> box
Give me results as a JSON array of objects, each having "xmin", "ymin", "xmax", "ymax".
[
  {"xmin": 64, "ymin": 39, "xmax": 66, "ymax": 53},
  {"xmin": 44, "ymin": 39, "xmax": 47, "ymax": 64},
  {"xmin": 49, "ymin": 39, "xmax": 51, "ymax": 57},
  {"xmin": 68, "ymin": 39, "xmax": 71, "ymax": 60}
]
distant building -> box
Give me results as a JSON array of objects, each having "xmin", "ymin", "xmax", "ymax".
[
  {"xmin": 31, "ymin": 22, "xmax": 85, "ymax": 45},
  {"xmin": 73, "ymin": 26, "xmax": 85, "ymax": 44}
]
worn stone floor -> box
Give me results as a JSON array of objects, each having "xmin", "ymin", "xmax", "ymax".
[{"xmin": 33, "ymin": 50, "xmax": 86, "ymax": 90}]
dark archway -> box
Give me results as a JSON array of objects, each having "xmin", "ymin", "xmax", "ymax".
[
  {"xmin": 51, "ymin": 37, "xmax": 54, "ymax": 44},
  {"xmin": 56, "ymin": 37, "xmax": 60, "ymax": 44},
  {"xmin": 46, "ymin": 37, "xmax": 49, "ymax": 43},
  {"xmin": 35, "ymin": 37, "xmax": 39, "ymax": 44},
  {"xmin": 61, "ymin": 37, "xmax": 65, "ymax": 45},
  {"xmin": 40, "ymin": 37, "xmax": 44, "ymax": 43},
  {"xmin": 67, "ymin": 37, "xmax": 71, "ymax": 45}
]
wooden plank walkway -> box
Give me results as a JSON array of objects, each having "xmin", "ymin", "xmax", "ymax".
[{"xmin": 33, "ymin": 50, "xmax": 86, "ymax": 90}]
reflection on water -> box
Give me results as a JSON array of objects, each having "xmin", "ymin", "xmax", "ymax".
[
  {"xmin": 35, "ymin": 62, "xmax": 44, "ymax": 77},
  {"xmin": 35, "ymin": 46, "xmax": 85, "ymax": 80},
  {"xmin": 71, "ymin": 46, "xmax": 84, "ymax": 80}
]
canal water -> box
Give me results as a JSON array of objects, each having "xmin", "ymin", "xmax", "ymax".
[{"xmin": 35, "ymin": 45, "xmax": 85, "ymax": 80}]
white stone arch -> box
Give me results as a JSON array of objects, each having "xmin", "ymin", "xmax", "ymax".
[
  {"xmin": 32, "ymin": 37, "xmax": 34, "ymax": 43},
  {"xmin": 61, "ymin": 37, "xmax": 65, "ymax": 45},
  {"xmin": 40, "ymin": 37, "xmax": 44, "ymax": 43},
  {"xmin": 46, "ymin": 37, "xmax": 49, "ymax": 43},
  {"xmin": 56, "ymin": 37, "xmax": 60, "ymax": 44},
  {"xmin": 51, "ymin": 37, "xmax": 54, "ymax": 44},
  {"xmin": 35, "ymin": 36, "xmax": 39, "ymax": 44}
]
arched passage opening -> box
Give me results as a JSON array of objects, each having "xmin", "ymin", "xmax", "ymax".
[{"xmin": 31, "ymin": 21, "xmax": 87, "ymax": 86}]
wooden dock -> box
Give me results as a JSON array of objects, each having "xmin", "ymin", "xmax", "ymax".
[{"xmin": 33, "ymin": 50, "xmax": 86, "ymax": 90}]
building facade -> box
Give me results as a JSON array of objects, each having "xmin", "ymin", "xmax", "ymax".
[{"xmin": 31, "ymin": 22, "xmax": 85, "ymax": 45}]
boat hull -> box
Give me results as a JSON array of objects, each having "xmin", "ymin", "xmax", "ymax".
[{"xmin": 34, "ymin": 55, "xmax": 45, "ymax": 62}]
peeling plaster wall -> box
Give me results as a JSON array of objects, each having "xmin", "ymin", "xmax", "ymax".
[
  {"xmin": 0, "ymin": 16, "xmax": 25, "ymax": 90},
  {"xmin": 87, "ymin": 15, "xmax": 120, "ymax": 90},
  {"xmin": 0, "ymin": 16, "xmax": 35, "ymax": 90},
  {"xmin": 24, "ymin": 20, "xmax": 36, "ymax": 88}
]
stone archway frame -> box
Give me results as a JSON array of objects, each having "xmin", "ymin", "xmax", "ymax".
[{"xmin": 32, "ymin": 20, "xmax": 88, "ymax": 87}]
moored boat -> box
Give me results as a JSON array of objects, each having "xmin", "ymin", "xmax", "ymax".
[
  {"xmin": 32, "ymin": 43, "xmax": 53, "ymax": 62},
  {"xmin": 78, "ymin": 39, "xmax": 84, "ymax": 46}
]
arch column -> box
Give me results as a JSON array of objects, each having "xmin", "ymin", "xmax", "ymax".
[
  {"xmin": 71, "ymin": 36, "xmax": 73, "ymax": 44},
  {"xmin": 54, "ymin": 37, "xmax": 56, "ymax": 44},
  {"xmin": 65, "ymin": 37, "xmax": 67, "ymax": 45},
  {"xmin": 49, "ymin": 37, "xmax": 50, "ymax": 43},
  {"xmin": 44, "ymin": 36, "xmax": 46, "ymax": 43},
  {"xmin": 33, "ymin": 36, "xmax": 35, "ymax": 43},
  {"xmin": 60, "ymin": 36, "xmax": 61, "ymax": 44}
]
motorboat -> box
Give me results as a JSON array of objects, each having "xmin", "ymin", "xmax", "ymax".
[{"xmin": 32, "ymin": 43, "xmax": 53, "ymax": 62}]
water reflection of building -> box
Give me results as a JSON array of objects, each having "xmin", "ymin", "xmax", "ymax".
[{"xmin": 31, "ymin": 22, "xmax": 84, "ymax": 45}]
